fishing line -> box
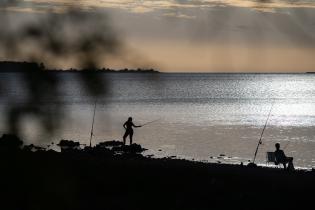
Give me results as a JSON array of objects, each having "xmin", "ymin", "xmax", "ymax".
[{"xmin": 141, "ymin": 119, "xmax": 161, "ymax": 126}]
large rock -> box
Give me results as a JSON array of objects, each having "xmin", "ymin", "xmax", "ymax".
[
  {"xmin": 112, "ymin": 143, "xmax": 147, "ymax": 153},
  {"xmin": 0, "ymin": 134, "xmax": 23, "ymax": 150},
  {"xmin": 57, "ymin": 140, "xmax": 80, "ymax": 152},
  {"xmin": 96, "ymin": 140, "xmax": 124, "ymax": 148}
]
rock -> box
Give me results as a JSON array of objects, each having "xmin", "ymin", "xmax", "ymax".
[
  {"xmin": 125, "ymin": 144, "xmax": 147, "ymax": 153},
  {"xmin": 57, "ymin": 140, "xmax": 80, "ymax": 147},
  {"xmin": 0, "ymin": 134, "xmax": 23, "ymax": 150},
  {"xmin": 247, "ymin": 162, "xmax": 257, "ymax": 168},
  {"xmin": 23, "ymin": 144, "xmax": 45, "ymax": 152},
  {"xmin": 57, "ymin": 140, "xmax": 80, "ymax": 152},
  {"xmin": 96, "ymin": 140, "xmax": 124, "ymax": 148},
  {"xmin": 111, "ymin": 143, "xmax": 147, "ymax": 154}
]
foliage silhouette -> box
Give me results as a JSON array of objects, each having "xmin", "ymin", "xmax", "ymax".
[{"xmin": 0, "ymin": 6, "xmax": 122, "ymax": 139}]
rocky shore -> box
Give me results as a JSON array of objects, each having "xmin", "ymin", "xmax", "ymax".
[{"xmin": 0, "ymin": 134, "xmax": 314, "ymax": 210}]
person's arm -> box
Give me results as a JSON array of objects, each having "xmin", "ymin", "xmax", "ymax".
[
  {"xmin": 123, "ymin": 122, "xmax": 127, "ymax": 129},
  {"xmin": 276, "ymin": 150, "xmax": 286, "ymax": 163},
  {"xmin": 132, "ymin": 122, "xmax": 142, "ymax": 128},
  {"xmin": 281, "ymin": 150, "xmax": 287, "ymax": 158},
  {"xmin": 280, "ymin": 150, "xmax": 286, "ymax": 158}
]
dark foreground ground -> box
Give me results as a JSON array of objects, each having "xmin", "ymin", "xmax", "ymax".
[{"xmin": 0, "ymin": 136, "xmax": 315, "ymax": 210}]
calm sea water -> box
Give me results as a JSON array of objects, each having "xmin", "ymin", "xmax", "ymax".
[{"xmin": 1, "ymin": 73, "xmax": 315, "ymax": 168}]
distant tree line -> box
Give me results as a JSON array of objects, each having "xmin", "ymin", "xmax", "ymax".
[{"xmin": 0, "ymin": 61, "xmax": 159, "ymax": 73}]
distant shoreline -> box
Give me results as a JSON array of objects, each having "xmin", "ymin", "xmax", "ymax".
[
  {"xmin": 1, "ymin": 61, "xmax": 314, "ymax": 74},
  {"xmin": 0, "ymin": 61, "xmax": 160, "ymax": 73}
]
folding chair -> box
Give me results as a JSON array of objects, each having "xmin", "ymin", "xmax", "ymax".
[{"xmin": 266, "ymin": 152, "xmax": 281, "ymax": 168}]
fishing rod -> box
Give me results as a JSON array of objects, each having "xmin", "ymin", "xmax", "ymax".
[
  {"xmin": 89, "ymin": 101, "xmax": 97, "ymax": 147},
  {"xmin": 141, "ymin": 119, "xmax": 160, "ymax": 127},
  {"xmin": 252, "ymin": 103, "xmax": 274, "ymax": 163}
]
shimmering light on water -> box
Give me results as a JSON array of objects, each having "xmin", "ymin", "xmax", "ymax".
[{"xmin": 1, "ymin": 73, "xmax": 315, "ymax": 168}]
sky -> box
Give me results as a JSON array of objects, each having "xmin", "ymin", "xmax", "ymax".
[{"xmin": 1, "ymin": 0, "xmax": 315, "ymax": 72}]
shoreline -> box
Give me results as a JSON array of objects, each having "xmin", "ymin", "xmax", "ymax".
[{"xmin": 1, "ymin": 134, "xmax": 315, "ymax": 209}]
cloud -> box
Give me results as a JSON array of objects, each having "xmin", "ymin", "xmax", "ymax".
[
  {"xmin": 1, "ymin": 0, "xmax": 314, "ymax": 73},
  {"xmin": 162, "ymin": 12, "xmax": 196, "ymax": 19},
  {"xmin": 130, "ymin": 6, "xmax": 154, "ymax": 13},
  {"xmin": 219, "ymin": 0, "xmax": 315, "ymax": 13},
  {"xmin": 2, "ymin": 1, "xmax": 315, "ymax": 14}
]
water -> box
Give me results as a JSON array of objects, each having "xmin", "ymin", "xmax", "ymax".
[{"xmin": 1, "ymin": 72, "xmax": 315, "ymax": 168}]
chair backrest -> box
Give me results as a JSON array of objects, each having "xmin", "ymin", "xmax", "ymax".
[{"xmin": 266, "ymin": 152, "xmax": 276, "ymax": 163}]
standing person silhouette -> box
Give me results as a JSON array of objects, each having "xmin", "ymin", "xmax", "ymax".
[{"xmin": 123, "ymin": 117, "xmax": 141, "ymax": 145}]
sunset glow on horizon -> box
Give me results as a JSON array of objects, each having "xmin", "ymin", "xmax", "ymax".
[{"xmin": 1, "ymin": 0, "xmax": 315, "ymax": 72}]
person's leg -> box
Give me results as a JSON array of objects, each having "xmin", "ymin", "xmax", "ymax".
[
  {"xmin": 123, "ymin": 131, "xmax": 129, "ymax": 145},
  {"xmin": 130, "ymin": 132, "xmax": 133, "ymax": 145},
  {"xmin": 282, "ymin": 162, "xmax": 287, "ymax": 170},
  {"xmin": 287, "ymin": 157, "xmax": 294, "ymax": 170}
]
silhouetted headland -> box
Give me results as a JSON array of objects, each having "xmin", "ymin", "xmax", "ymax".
[
  {"xmin": 0, "ymin": 133, "xmax": 314, "ymax": 210},
  {"xmin": 0, "ymin": 61, "xmax": 159, "ymax": 73}
]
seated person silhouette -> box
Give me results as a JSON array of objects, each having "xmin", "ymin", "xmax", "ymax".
[
  {"xmin": 274, "ymin": 143, "xmax": 294, "ymax": 170},
  {"xmin": 123, "ymin": 117, "xmax": 141, "ymax": 145}
]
